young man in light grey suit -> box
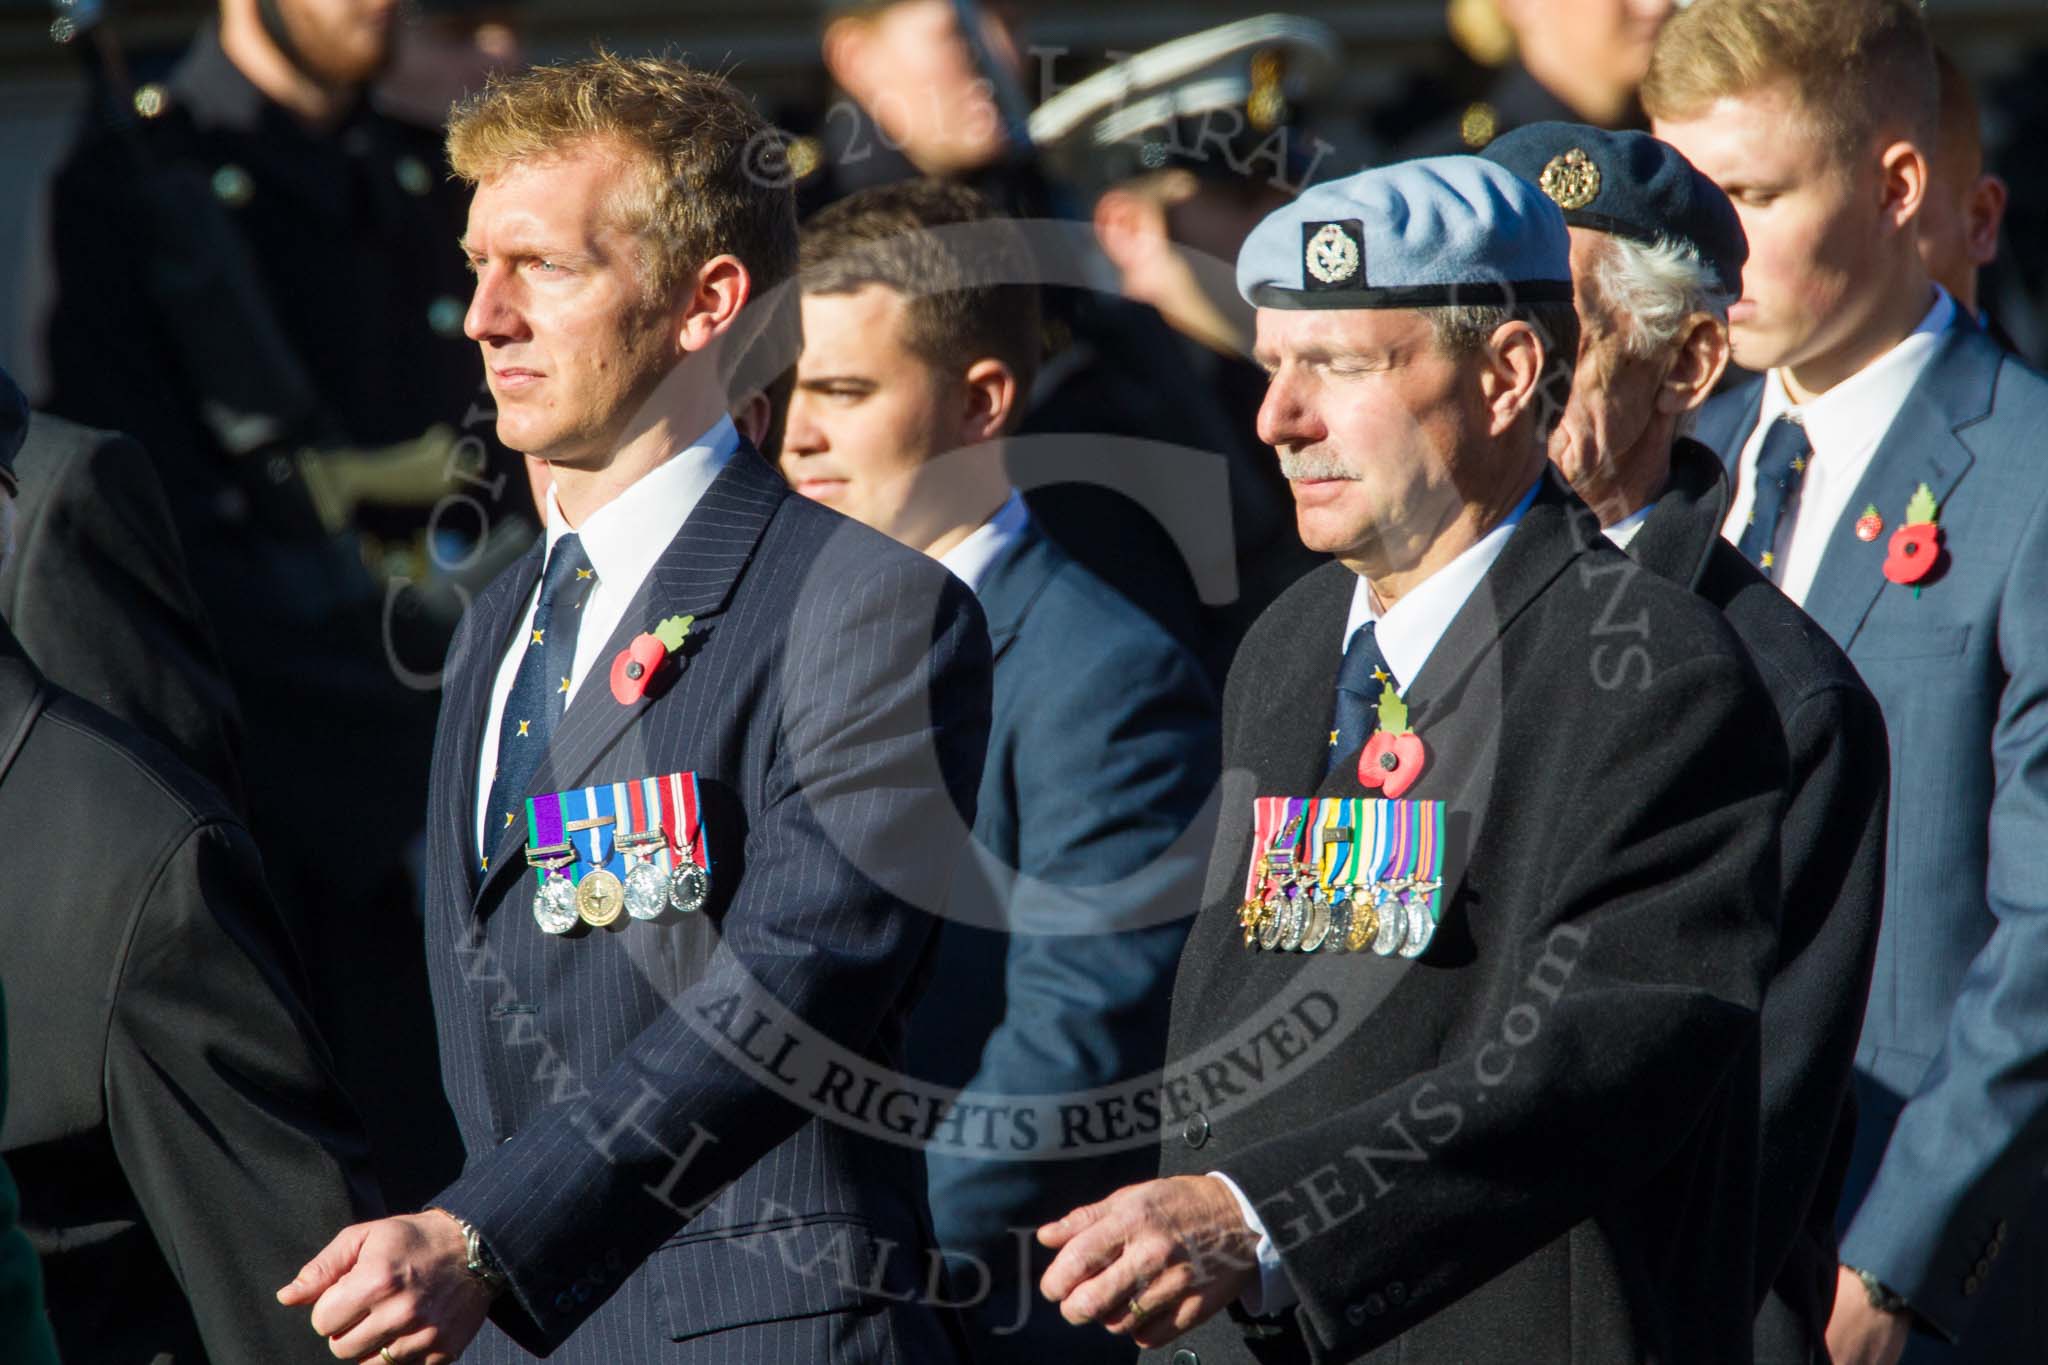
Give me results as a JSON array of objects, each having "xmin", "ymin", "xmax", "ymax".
[{"xmin": 1653, "ymin": 2, "xmax": 2048, "ymax": 1361}]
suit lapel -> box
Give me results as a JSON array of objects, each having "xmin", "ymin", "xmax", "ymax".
[
  {"xmin": 1696, "ymin": 376, "xmax": 1765, "ymax": 474},
  {"xmin": 974, "ymin": 525, "xmax": 1062, "ymax": 666},
  {"xmin": 1244, "ymin": 563, "xmax": 1356, "ymax": 797},
  {"xmin": 446, "ymin": 544, "xmax": 544, "ymax": 894},
  {"xmin": 471, "ymin": 445, "xmax": 789, "ymax": 913},
  {"xmin": 1797, "ymin": 326, "xmax": 1994, "ymax": 648},
  {"xmin": 1628, "ymin": 438, "xmax": 1733, "ymax": 592}
]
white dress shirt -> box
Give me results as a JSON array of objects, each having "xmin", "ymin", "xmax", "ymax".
[
  {"xmin": 935, "ymin": 490, "xmax": 1029, "ymax": 595},
  {"xmin": 474, "ymin": 418, "xmax": 740, "ymax": 852},
  {"xmin": 1216, "ymin": 476, "xmax": 1539, "ymax": 1318},
  {"xmin": 1723, "ymin": 289, "xmax": 1956, "ymax": 606},
  {"xmin": 1603, "ymin": 503, "xmax": 1651, "ymax": 550}
]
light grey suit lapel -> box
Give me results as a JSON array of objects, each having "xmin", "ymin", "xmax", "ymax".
[{"xmin": 1799, "ymin": 325, "xmax": 1997, "ymax": 649}]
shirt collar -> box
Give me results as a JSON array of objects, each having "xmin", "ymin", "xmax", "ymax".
[
  {"xmin": 1759, "ymin": 287, "xmax": 1957, "ymax": 449},
  {"xmin": 1604, "ymin": 503, "xmax": 1652, "ymax": 549},
  {"xmin": 1342, "ymin": 478, "xmax": 1540, "ymax": 687},
  {"xmin": 543, "ymin": 417, "xmax": 741, "ymax": 593},
  {"xmin": 936, "ymin": 490, "xmax": 1030, "ymax": 595}
]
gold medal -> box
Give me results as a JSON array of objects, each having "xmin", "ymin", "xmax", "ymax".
[
  {"xmin": 577, "ymin": 868, "xmax": 625, "ymax": 926},
  {"xmin": 1345, "ymin": 898, "xmax": 1379, "ymax": 953}
]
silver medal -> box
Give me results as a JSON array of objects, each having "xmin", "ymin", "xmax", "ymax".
[
  {"xmin": 669, "ymin": 860, "xmax": 710, "ymax": 914},
  {"xmin": 534, "ymin": 871, "xmax": 580, "ymax": 934},
  {"xmin": 1400, "ymin": 894, "xmax": 1435, "ymax": 958},
  {"xmin": 1371, "ymin": 885, "xmax": 1407, "ymax": 957},
  {"xmin": 624, "ymin": 861, "xmax": 669, "ymax": 919}
]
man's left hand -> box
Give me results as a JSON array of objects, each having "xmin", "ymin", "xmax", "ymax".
[
  {"xmin": 1825, "ymin": 1265, "xmax": 1911, "ymax": 1365},
  {"xmin": 1038, "ymin": 1175, "xmax": 1259, "ymax": 1349},
  {"xmin": 276, "ymin": 1210, "xmax": 492, "ymax": 1363}
]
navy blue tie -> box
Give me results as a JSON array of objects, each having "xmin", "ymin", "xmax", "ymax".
[
  {"xmin": 481, "ymin": 533, "xmax": 595, "ymax": 863},
  {"xmin": 1330, "ymin": 622, "xmax": 1396, "ymax": 775},
  {"xmin": 1738, "ymin": 416, "xmax": 1811, "ymax": 577}
]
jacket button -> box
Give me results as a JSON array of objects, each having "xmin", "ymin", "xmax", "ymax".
[
  {"xmin": 1183, "ymin": 1112, "xmax": 1211, "ymax": 1148},
  {"xmin": 1346, "ymin": 1303, "xmax": 1367, "ymax": 1326},
  {"xmin": 1387, "ymin": 1281, "xmax": 1407, "ymax": 1306},
  {"xmin": 1366, "ymin": 1294, "xmax": 1386, "ymax": 1316},
  {"xmin": 1170, "ymin": 1351, "xmax": 1200, "ymax": 1365},
  {"xmin": 1975, "ymin": 1257, "xmax": 1992, "ymax": 1278},
  {"xmin": 1997, "ymin": 1219, "xmax": 2010, "ymax": 1240},
  {"xmin": 1965, "ymin": 1275, "xmax": 1982, "ymax": 1296}
]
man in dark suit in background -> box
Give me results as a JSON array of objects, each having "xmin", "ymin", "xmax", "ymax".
[
  {"xmin": 281, "ymin": 54, "xmax": 989, "ymax": 1363},
  {"xmin": 1392, "ymin": 0, "xmax": 1675, "ymax": 157},
  {"xmin": 0, "ymin": 378, "xmax": 244, "ymax": 809},
  {"xmin": 1484, "ymin": 121, "xmax": 1891, "ymax": 1364},
  {"xmin": 1917, "ymin": 52, "xmax": 2010, "ymax": 343},
  {"xmin": 0, "ymin": 349, "xmax": 383, "ymax": 1365},
  {"xmin": 1651, "ymin": 2, "xmax": 2048, "ymax": 1360},
  {"xmin": 0, "ymin": 1019, "xmax": 53, "ymax": 1360},
  {"xmin": 784, "ymin": 179, "xmax": 1219, "ymax": 1362},
  {"xmin": 1040, "ymin": 156, "xmax": 1785, "ymax": 1364}
]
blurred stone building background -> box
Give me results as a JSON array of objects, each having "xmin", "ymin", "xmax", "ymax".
[{"xmin": 3, "ymin": 0, "xmax": 2047, "ymax": 384}]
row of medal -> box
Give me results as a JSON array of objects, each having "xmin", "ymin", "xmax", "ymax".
[
  {"xmin": 1237, "ymin": 795, "xmax": 1445, "ymax": 958},
  {"xmin": 523, "ymin": 772, "xmax": 711, "ymax": 935}
]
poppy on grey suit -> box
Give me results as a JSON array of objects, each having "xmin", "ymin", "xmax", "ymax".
[
  {"xmin": 421, "ymin": 444, "xmax": 991, "ymax": 1362},
  {"xmin": 1146, "ymin": 473, "xmax": 1785, "ymax": 1365},
  {"xmin": 1695, "ymin": 321, "xmax": 2048, "ymax": 1360}
]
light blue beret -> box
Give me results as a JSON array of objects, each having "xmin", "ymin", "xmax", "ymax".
[{"xmin": 1236, "ymin": 155, "xmax": 1573, "ymax": 310}]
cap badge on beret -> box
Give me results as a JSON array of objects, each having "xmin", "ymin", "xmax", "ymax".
[
  {"xmin": 1304, "ymin": 220, "xmax": 1364, "ymax": 288},
  {"xmin": 1538, "ymin": 148, "xmax": 1601, "ymax": 212}
]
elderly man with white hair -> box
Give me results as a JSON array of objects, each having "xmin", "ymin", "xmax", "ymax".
[{"xmin": 1485, "ymin": 121, "xmax": 1892, "ymax": 1365}]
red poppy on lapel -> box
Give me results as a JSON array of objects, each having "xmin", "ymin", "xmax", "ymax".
[
  {"xmin": 1359, "ymin": 684, "xmax": 1427, "ymax": 799},
  {"xmin": 1882, "ymin": 484, "xmax": 1942, "ymax": 589},
  {"xmin": 609, "ymin": 614, "xmax": 695, "ymax": 704}
]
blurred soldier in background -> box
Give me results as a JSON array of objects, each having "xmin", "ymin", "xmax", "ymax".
[
  {"xmin": 1917, "ymin": 51, "xmax": 2010, "ymax": 343},
  {"xmin": 1024, "ymin": 17, "xmax": 1333, "ymax": 677},
  {"xmin": 37, "ymin": 0, "xmax": 501, "ymax": 1207},
  {"xmin": 1393, "ymin": 0, "xmax": 1674, "ymax": 157},
  {"xmin": 375, "ymin": 0, "xmax": 526, "ymax": 132},
  {"xmin": 800, "ymin": 0, "xmax": 1048, "ymax": 219}
]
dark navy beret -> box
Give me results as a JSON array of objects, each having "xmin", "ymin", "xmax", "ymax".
[
  {"xmin": 1236, "ymin": 156, "xmax": 1573, "ymax": 310},
  {"xmin": 1480, "ymin": 121, "xmax": 1748, "ymax": 297},
  {"xmin": 0, "ymin": 366, "xmax": 24, "ymax": 494}
]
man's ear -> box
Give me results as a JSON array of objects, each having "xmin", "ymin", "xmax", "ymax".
[
  {"xmin": 1966, "ymin": 173, "xmax": 2008, "ymax": 269},
  {"xmin": 1658, "ymin": 313, "xmax": 1732, "ymax": 418},
  {"xmin": 1478, "ymin": 321, "xmax": 1545, "ymax": 439},
  {"xmin": 678, "ymin": 255, "xmax": 752, "ymax": 354},
  {"xmin": 730, "ymin": 390, "xmax": 772, "ymax": 448},
  {"xmin": 959, "ymin": 358, "xmax": 1019, "ymax": 445},
  {"xmin": 1878, "ymin": 137, "xmax": 1932, "ymax": 234}
]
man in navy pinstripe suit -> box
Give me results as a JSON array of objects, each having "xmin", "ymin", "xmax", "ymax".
[{"xmin": 278, "ymin": 53, "xmax": 990, "ymax": 1363}]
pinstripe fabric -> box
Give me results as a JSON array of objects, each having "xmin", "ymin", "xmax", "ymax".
[{"xmin": 422, "ymin": 445, "xmax": 988, "ymax": 1363}]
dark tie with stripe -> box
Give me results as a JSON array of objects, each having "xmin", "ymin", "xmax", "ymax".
[
  {"xmin": 481, "ymin": 533, "xmax": 595, "ymax": 861},
  {"xmin": 1737, "ymin": 416, "xmax": 1811, "ymax": 577},
  {"xmin": 1329, "ymin": 622, "xmax": 1396, "ymax": 776}
]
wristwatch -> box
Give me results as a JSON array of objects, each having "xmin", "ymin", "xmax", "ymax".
[
  {"xmin": 432, "ymin": 1208, "xmax": 509, "ymax": 1300},
  {"xmin": 1848, "ymin": 1264, "xmax": 1910, "ymax": 1317}
]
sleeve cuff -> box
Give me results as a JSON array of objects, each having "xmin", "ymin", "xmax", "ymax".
[{"xmin": 1208, "ymin": 1170, "xmax": 1296, "ymax": 1316}]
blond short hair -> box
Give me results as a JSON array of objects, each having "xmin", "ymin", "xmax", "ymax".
[
  {"xmin": 1642, "ymin": 0, "xmax": 1936, "ymax": 156},
  {"xmin": 447, "ymin": 51, "xmax": 798, "ymax": 305}
]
